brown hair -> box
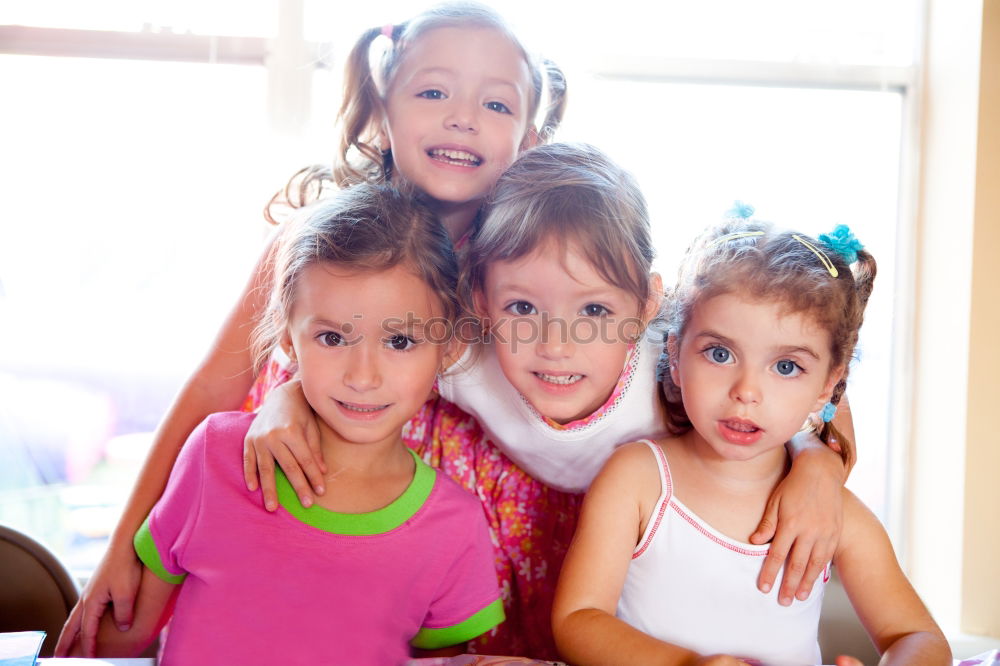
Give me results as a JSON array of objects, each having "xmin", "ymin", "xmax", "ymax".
[
  {"xmin": 463, "ymin": 142, "xmax": 656, "ymax": 317},
  {"xmin": 252, "ymin": 183, "xmax": 460, "ymax": 370},
  {"xmin": 265, "ymin": 2, "xmax": 567, "ymax": 223},
  {"xmin": 658, "ymin": 219, "xmax": 877, "ymax": 463}
]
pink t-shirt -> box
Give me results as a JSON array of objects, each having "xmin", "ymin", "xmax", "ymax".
[{"xmin": 134, "ymin": 412, "xmax": 504, "ymax": 666}]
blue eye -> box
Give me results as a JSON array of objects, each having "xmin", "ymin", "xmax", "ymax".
[
  {"xmin": 581, "ymin": 303, "xmax": 610, "ymax": 317},
  {"xmin": 506, "ymin": 301, "xmax": 536, "ymax": 316},
  {"xmin": 318, "ymin": 331, "xmax": 344, "ymax": 347},
  {"xmin": 485, "ymin": 100, "xmax": 511, "ymax": 114},
  {"xmin": 386, "ymin": 334, "xmax": 417, "ymax": 351},
  {"xmin": 418, "ymin": 89, "xmax": 445, "ymax": 100},
  {"xmin": 774, "ymin": 359, "xmax": 802, "ymax": 377},
  {"xmin": 705, "ymin": 346, "xmax": 732, "ymax": 364}
]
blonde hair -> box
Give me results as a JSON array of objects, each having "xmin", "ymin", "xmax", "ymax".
[
  {"xmin": 659, "ymin": 219, "xmax": 877, "ymax": 463},
  {"xmin": 463, "ymin": 143, "xmax": 655, "ymax": 319}
]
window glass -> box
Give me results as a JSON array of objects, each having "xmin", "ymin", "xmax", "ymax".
[
  {"xmin": 0, "ymin": 54, "xmax": 288, "ymax": 574},
  {"xmin": 305, "ymin": 0, "xmax": 920, "ymax": 67},
  {"xmin": 4, "ymin": 0, "xmax": 277, "ymax": 37}
]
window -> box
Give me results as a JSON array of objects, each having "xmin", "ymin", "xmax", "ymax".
[{"xmin": 1, "ymin": 1, "xmax": 921, "ymax": 579}]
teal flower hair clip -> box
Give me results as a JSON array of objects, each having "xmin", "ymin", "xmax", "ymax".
[
  {"xmin": 724, "ymin": 201, "xmax": 755, "ymax": 220},
  {"xmin": 818, "ymin": 224, "xmax": 864, "ymax": 265}
]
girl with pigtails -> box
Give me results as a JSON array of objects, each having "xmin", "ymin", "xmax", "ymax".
[{"xmin": 553, "ymin": 214, "xmax": 950, "ymax": 665}]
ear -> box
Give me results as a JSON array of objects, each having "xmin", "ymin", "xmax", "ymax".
[
  {"xmin": 280, "ymin": 330, "xmax": 297, "ymax": 365},
  {"xmin": 472, "ymin": 288, "xmax": 490, "ymax": 321},
  {"xmin": 520, "ymin": 124, "xmax": 539, "ymax": 151},
  {"xmin": 441, "ymin": 338, "xmax": 465, "ymax": 374},
  {"xmin": 666, "ymin": 334, "xmax": 681, "ymax": 386},
  {"xmin": 642, "ymin": 272, "xmax": 664, "ymax": 323},
  {"xmin": 377, "ymin": 125, "xmax": 391, "ymax": 153},
  {"xmin": 811, "ymin": 365, "xmax": 845, "ymax": 412}
]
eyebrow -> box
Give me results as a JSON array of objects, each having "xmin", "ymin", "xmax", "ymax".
[
  {"xmin": 692, "ymin": 330, "xmax": 822, "ymax": 361},
  {"xmin": 409, "ymin": 68, "xmax": 523, "ymax": 95},
  {"xmin": 493, "ymin": 281, "xmax": 620, "ymax": 301}
]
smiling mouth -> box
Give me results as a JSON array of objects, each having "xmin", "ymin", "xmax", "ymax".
[
  {"xmin": 534, "ymin": 372, "xmax": 584, "ymax": 386},
  {"xmin": 336, "ymin": 400, "xmax": 390, "ymax": 413},
  {"xmin": 428, "ymin": 148, "xmax": 482, "ymax": 167}
]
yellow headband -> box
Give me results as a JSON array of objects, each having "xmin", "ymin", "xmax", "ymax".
[{"xmin": 792, "ymin": 234, "xmax": 838, "ymax": 277}]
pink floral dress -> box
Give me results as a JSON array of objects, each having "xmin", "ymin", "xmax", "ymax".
[{"xmin": 243, "ymin": 359, "xmax": 581, "ymax": 659}]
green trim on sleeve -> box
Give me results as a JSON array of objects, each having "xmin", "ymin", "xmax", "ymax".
[
  {"xmin": 133, "ymin": 517, "xmax": 185, "ymax": 585},
  {"xmin": 410, "ymin": 598, "xmax": 505, "ymax": 649}
]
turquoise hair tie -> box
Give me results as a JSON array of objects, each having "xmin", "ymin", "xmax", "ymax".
[
  {"xmin": 818, "ymin": 224, "xmax": 864, "ymax": 265},
  {"xmin": 724, "ymin": 201, "xmax": 755, "ymax": 220},
  {"xmin": 820, "ymin": 402, "xmax": 837, "ymax": 423}
]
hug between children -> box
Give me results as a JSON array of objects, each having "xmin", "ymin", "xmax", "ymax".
[{"xmin": 56, "ymin": 3, "xmax": 950, "ymax": 664}]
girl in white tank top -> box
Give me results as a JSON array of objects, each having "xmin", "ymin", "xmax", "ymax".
[{"xmin": 553, "ymin": 215, "xmax": 950, "ymax": 666}]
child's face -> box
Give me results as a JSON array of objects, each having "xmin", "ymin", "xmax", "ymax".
[
  {"xmin": 282, "ymin": 262, "xmax": 448, "ymax": 448},
  {"xmin": 478, "ymin": 241, "xmax": 656, "ymax": 424},
  {"xmin": 669, "ymin": 291, "xmax": 841, "ymax": 461},
  {"xmin": 382, "ymin": 26, "xmax": 536, "ymax": 212}
]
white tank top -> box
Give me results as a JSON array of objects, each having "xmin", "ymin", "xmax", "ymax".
[
  {"xmin": 616, "ymin": 440, "xmax": 828, "ymax": 666},
  {"xmin": 437, "ymin": 333, "xmax": 666, "ymax": 493}
]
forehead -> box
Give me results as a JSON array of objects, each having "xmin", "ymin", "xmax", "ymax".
[
  {"xmin": 394, "ymin": 25, "xmax": 533, "ymax": 88},
  {"xmin": 291, "ymin": 262, "xmax": 442, "ymax": 321},
  {"xmin": 689, "ymin": 291, "xmax": 831, "ymax": 345},
  {"xmin": 486, "ymin": 239, "xmax": 629, "ymax": 295}
]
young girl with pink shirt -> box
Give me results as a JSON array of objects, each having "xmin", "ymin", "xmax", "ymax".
[
  {"xmin": 552, "ymin": 215, "xmax": 949, "ymax": 665},
  {"xmin": 76, "ymin": 185, "xmax": 504, "ymax": 665}
]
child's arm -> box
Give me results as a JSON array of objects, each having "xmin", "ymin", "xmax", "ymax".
[
  {"xmin": 749, "ymin": 395, "xmax": 856, "ymax": 605},
  {"xmin": 834, "ymin": 490, "xmax": 950, "ymax": 666},
  {"xmin": 68, "ymin": 566, "xmax": 179, "ymax": 658},
  {"xmin": 56, "ymin": 230, "xmax": 279, "ymax": 657},
  {"xmin": 552, "ymin": 443, "xmax": 744, "ymax": 666}
]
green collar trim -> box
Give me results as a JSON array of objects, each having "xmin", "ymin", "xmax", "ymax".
[{"xmin": 275, "ymin": 448, "xmax": 434, "ymax": 535}]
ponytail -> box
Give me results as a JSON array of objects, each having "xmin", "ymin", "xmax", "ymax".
[
  {"xmin": 536, "ymin": 58, "xmax": 568, "ymax": 143},
  {"xmin": 334, "ymin": 26, "xmax": 393, "ymax": 188},
  {"xmin": 817, "ymin": 247, "xmax": 877, "ymax": 467}
]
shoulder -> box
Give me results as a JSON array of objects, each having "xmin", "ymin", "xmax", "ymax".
[
  {"xmin": 835, "ymin": 488, "xmax": 893, "ymax": 562},
  {"xmin": 427, "ymin": 465, "xmax": 482, "ymax": 514},
  {"xmin": 589, "ymin": 440, "xmax": 662, "ymax": 501},
  {"xmin": 183, "ymin": 411, "xmax": 256, "ymax": 470},
  {"xmin": 604, "ymin": 439, "xmax": 660, "ymax": 475}
]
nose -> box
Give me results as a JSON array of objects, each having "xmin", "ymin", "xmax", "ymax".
[
  {"xmin": 536, "ymin": 316, "xmax": 574, "ymax": 361},
  {"xmin": 730, "ymin": 368, "xmax": 761, "ymax": 405},
  {"xmin": 343, "ymin": 343, "xmax": 381, "ymax": 393},
  {"xmin": 444, "ymin": 96, "xmax": 479, "ymax": 133}
]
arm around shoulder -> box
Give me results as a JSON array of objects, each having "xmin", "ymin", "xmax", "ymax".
[{"xmin": 834, "ymin": 490, "xmax": 951, "ymax": 666}]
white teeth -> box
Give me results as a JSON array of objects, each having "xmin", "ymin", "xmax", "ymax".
[
  {"xmin": 429, "ymin": 148, "xmax": 481, "ymax": 165},
  {"xmin": 535, "ymin": 372, "xmax": 583, "ymax": 385},
  {"xmin": 339, "ymin": 402, "xmax": 386, "ymax": 413},
  {"xmin": 725, "ymin": 421, "xmax": 757, "ymax": 432}
]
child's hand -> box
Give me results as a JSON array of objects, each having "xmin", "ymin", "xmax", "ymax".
[
  {"xmin": 749, "ymin": 431, "xmax": 845, "ymax": 605},
  {"xmin": 693, "ymin": 655, "xmax": 754, "ymax": 665},
  {"xmin": 55, "ymin": 539, "xmax": 142, "ymax": 657},
  {"xmin": 243, "ymin": 378, "xmax": 325, "ymax": 511},
  {"xmin": 835, "ymin": 656, "xmax": 864, "ymax": 666}
]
